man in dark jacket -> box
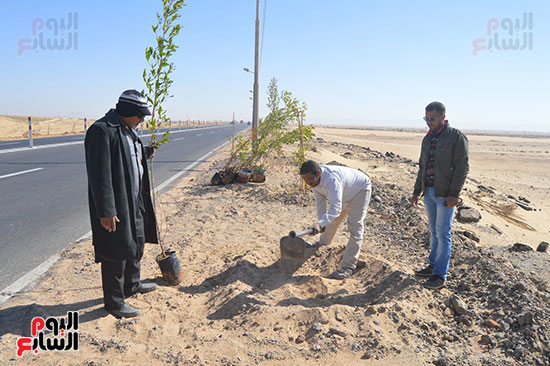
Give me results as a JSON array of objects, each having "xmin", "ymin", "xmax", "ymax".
[
  {"xmin": 411, "ymin": 101, "xmax": 469, "ymax": 290},
  {"xmin": 85, "ymin": 90, "xmax": 159, "ymax": 318}
]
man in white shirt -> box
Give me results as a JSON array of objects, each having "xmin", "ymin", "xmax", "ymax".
[{"xmin": 300, "ymin": 160, "xmax": 372, "ymax": 279}]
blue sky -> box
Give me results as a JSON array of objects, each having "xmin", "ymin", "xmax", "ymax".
[{"xmin": 1, "ymin": 1, "xmax": 548, "ymax": 132}]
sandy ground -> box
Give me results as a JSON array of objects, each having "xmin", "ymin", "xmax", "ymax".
[
  {"xmin": 0, "ymin": 115, "xmax": 232, "ymax": 140},
  {"xmin": 315, "ymin": 127, "xmax": 550, "ymax": 248},
  {"xmin": 0, "ymin": 126, "xmax": 549, "ymax": 365},
  {"xmin": 0, "ymin": 115, "xmax": 93, "ymax": 140}
]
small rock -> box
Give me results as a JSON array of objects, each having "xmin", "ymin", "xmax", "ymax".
[
  {"xmin": 329, "ymin": 328, "xmax": 347, "ymax": 338},
  {"xmin": 479, "ymin": 334, "xmax": 493, "ymax": 345},
  {"xmin": 351, "ymin": 343, "xmax": 361, "ymax": 351},
  {"xmin": 509, "ymin": 243, "xmax": 533, "ymax": 252},
  {"xmin": 499, "ymin": 321, "xmax": 510, "ymax": 332},
  {"xmin": 312, "ymin": 344, "xmax": 321, "ymax": 352},
  {"xmin": 458, "ymin": 315, "xmax": 473, "ymax": 327},
  {"xmin": 490, "ymin": 224, "xmax": 504, "ymax": 234},
  {"xmin": 318, "ymin": 312, "xmax": 330, "ymax": 324},
  {"xmin": 295, "ymin": 335, "xmax": 305, "ymax": 344},
  {"xmin": 516, "ymin": 201, "xmax": 533, "ymax": 211},
  {"xmin": 537, "ymin": 241, "xmax": 549, "ymax": 253},
  {"xmin": 443, "ymin": 308, "xmax": 454, "ymax": 317},
  {"xmin": 265, "ymin": 352, "xmax": 274, "ymax": 360},
  {"xmin": 514, "ymin": 346, "xmax": 526, "ymax": 358},
  {"xmin": 372, "ymin": 195, "xmax": 382, "ymax": 203},
  {"xmin": 365, "ymin": 306, "xmax": 376, "ymax": 315},
  {"xmin": 361, "ymin": 351, "xmax": 372, "ymax": 359},
  {"xmin": 456, "ymin": 207, "xmax": 482, "ymax": 223},
  {"xmin": 312, "ymin": 323, "xmax": 323, "ymax": 332},
  {"xmin": 462, "ymin": 231, "xmax": 480, "ymax": 243},
  {"xmin": 486, "ymin": 319, "xmax": 500, "ymax": 329},
  {"xmin": 373, "ymin": 320, "xmax": 381, "ymax": 326},
  {"xmin": 517, "ymin": 312, "xmax": 533, "ymax": 327}
]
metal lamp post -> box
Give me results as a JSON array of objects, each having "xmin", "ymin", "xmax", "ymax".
[{"xmin": 244, "ymin": 0, "xmax": 260, "ymax": 152}]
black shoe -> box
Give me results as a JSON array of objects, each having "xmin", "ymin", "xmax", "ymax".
[
  {"xmin": 423, "ymin": 275, "xmax": 445, "ymax": 290},
  {"xmin": 135, "ymin": 282, "xmax": 157, "ymax": 294},
  {"xmin": 105, "ymin": 303, "xmax": 141, "ymax": 318},
  {"xmin": 414, "ymin": 265, "xmax": 433, "ymax": 278},
  {"xmin": 126, "ymin": 282, "xmax": 158, "ymax": 297}
]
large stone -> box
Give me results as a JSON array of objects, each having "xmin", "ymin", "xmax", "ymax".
[
  {"xmin": 449, "ymin": 295, "xmax": 467, "ymax": 315},
  {"xmin": 456, "ymin": 207, "xmax": 482, "ymax": 223},
  {"xmin": 537, "ymin": 241, "xmax": 549, "ymax": 253}
]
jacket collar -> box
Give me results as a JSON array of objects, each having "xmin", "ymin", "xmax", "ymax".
[
  {"xmin": 105, "ymin": 109, "xmax": 127, "ymax": 129},
  {"xmin": 428, "ymin": 120, "xmax": 448, "ymax": 136}
]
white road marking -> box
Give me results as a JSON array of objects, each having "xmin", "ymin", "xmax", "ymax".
[
  {"xmin": 173, "ymin": 137, "xmax": 185, "ymax": 141},
  {"xmin": 156, "ymin": 140, "xmax": 229, "ymax": 192},
  {"xmin": 0, "ymin": 141, "xmax": 83, "ymax": 154},
  {"xmin": 196, "ymin": 133, "xmax": 203, "ymax": 136},
  {"xmin": 0, "ymin": 141, "xmax": 20, "ymax": 146},
  {"xmin": 0, "ymin": 167, "xmax": 43, "ymax": 180},
  {"xmin": 0, "ymin": 124, "xmax": 244, "ymax": 155}
]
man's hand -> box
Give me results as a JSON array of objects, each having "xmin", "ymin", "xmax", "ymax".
[
  {"xmin": 445, "ymin": 196, "xmax": 459, "ymax": 207},
  {"xmin": 100, "ymin": 216, "xmax": 120, "ymax": 232},
  {"xmin": 144, "ymin": 145, "xmax": 156, "ymax": 160},
  {"xmin": 411, "ymin": 195, "xmax": 419, "ymax": 208},
  {"xmin": 310, "ymin": 223, "xmax": 322, "ymax": 235}
]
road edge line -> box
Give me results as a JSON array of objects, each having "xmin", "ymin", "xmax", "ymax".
[{"xmin": 0, "ymin": 255, "xmax": 60, "ymax": 306}]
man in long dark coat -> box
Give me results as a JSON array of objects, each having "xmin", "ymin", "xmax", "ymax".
[{"xmin": 85, "ymin": 90, "xmax": 159, "ymax": 318}]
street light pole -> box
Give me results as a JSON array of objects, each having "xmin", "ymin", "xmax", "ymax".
[{"xmin": 252, "ymin": 0, "xmax": 260, "ymax": 152}]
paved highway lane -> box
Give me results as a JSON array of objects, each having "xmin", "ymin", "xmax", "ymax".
[{"xmin": 0, "ymin": 124, "xmax": 248, "ymax": 290}]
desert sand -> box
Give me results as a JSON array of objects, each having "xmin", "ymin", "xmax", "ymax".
[
  {"xmin": 0, "ymin": 126, "xmax": 549, "ymax": 365},
  {"xmin": 0, "ymin": 115, "xmax": 230, "ymax": 140},
  {"xmin": 0, "ymin": 115, "xmax": 92, "ymax": 140}
]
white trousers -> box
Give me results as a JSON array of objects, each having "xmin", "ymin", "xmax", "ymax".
[{"xmin": 319, "ymin": 188, "xmax": 371, "ymax": 270}]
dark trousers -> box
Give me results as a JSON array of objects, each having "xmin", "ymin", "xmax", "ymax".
[{"xmin": 101, "ymin": 238, "xmax": 145, "ymax": 309}]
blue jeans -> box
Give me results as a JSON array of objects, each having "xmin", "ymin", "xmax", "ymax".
[{"xmin": 424, "ymin": 187, "xmax": 455, "ymax": 280}]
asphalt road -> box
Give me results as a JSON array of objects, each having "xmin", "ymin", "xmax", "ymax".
[{"xmin": 0, "ymin": 123, "xmax": 248, "ymax": 288}]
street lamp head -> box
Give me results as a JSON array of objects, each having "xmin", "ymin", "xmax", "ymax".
[{"xmin": 243, "ymin": 68, "xmax": 252, "ymax": 73}]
